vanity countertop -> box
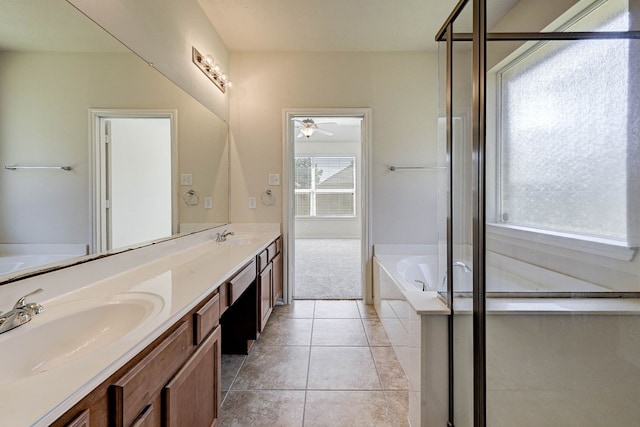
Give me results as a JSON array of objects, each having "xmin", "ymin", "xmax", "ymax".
[{"xmin": 0, "ymin": 225, "xmax": 280, "ymax": 427}]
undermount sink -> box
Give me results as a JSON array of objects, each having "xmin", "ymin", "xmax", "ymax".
[
  {"xmin": 0, "ymin": 293, "xmax": 163, "ymax": 385},
  {"xmin": 223, "ymin": 236, "xmax": 256, "ymax": 246}
]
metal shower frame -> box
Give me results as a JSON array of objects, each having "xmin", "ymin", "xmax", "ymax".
[{"xmin": 435, "ymin": 1, "xmax": 640, "ymax": 425}]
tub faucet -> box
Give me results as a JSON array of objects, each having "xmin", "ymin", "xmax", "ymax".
[
  {"xmin": 215, "ymin": 229, "xmax": 235, "ymax": 242},
  {"xmin": 0, "ymin": 288, "xmax": 44, "ymax": 334},
  {"xmin": 441, "ymin": 261, "xmax": 473, "ymax": 288},
  {"xmin": 453, "ymin": 261, "xmax": 472, "ymax": 273}
]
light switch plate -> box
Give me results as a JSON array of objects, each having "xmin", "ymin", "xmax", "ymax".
[
  {"xmin": 249, "ymin": 197, "xmax": 257, "ymax": 209},
  {"xmin": 269, "ymin": 174, "xmax": 280, "ymax": 186},
  {"xmin": 180, "ymin": 174, "xmax": 193, "ymax": 186},
  {"xmin": 204, "ymin": 196, "xmax": 213, "ymax": 209}
]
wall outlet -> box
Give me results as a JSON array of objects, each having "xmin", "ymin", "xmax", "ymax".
[
  {"xmin": 249, "ymin": 197, "xmax": 257, "ymax": 209},
  {"xmin": 269, "ymin": 173, "xmax": 280, "ymax": 186},
  {"xmin": 180, "ymin": 174, "xmax": 193, "ymax": 186},
  {"xmin": 204, "ymin": 196, "xmax": 213, "ymax": 209}
]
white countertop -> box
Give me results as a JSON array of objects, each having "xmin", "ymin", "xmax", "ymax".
[{"xmin": 0, "ymin": 224, "xmax": 280, "ymax": 427}]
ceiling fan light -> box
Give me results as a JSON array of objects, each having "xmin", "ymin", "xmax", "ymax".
[{"xmin": 301, "ymin": 127, "xmax": 315, "ymax": 138}]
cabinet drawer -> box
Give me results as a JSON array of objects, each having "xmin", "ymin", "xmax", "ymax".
[
  {"xmin": 229, "ymin": 260, "xmax": 256, "ymax": 305},
  {"xmin": 63, "ymin": 409, "xmax": 90, "ymax": 427},
  {"xmin": 257, "ymin": 249, "xmax": 268, "ymax": 272},
  {"xmin": 267, "ymin": 242, "xmax": 277, "ymax": 263},
  {"xmin": 194, "ymin": 292, "xmax": 220, "ymax": 345},
  {"xmin": 275, "ymin": 236, "xmax": 282, "ymax": 255},
  {"xmin": 111, "ymin": 321, "xmax": 190, "ymax": 427}
]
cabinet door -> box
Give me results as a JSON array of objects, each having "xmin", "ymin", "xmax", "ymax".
[
  {"xmin": 63, "ymin": 410, "xmax": 90, "ymax": 427},
  {"xmin": 272, "ymin": 252, "xmax": 283, "ymax": 303},
  {"xmin": 163, "ymin": 325, "xmax": 222, "ymax": 427},
  {"xmin": 259, "ymin": 263, "xmax": 273, "ymax": 332}
]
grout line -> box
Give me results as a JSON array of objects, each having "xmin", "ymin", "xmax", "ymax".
[
  {"xmin": 220, "ymin": 354, "xmax": 248, "ymax": 407},
  {"xmin": 301, "ymin": 301, "xmax": 316, "ymax": 426}
]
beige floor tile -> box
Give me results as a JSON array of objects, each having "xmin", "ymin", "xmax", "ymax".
[
  {"xmin": 259, "ymin": 317, "xmax": 313, "ymax": 346},
  {"xmin": 307, "ymin": 346, "xmax": 381, "ymax": 390},
  {"xmin": 232, "ymin": 345, "xmax": 310, "ymax": 390},
  {"xmin": 356, "ymin": 301, "xmax": 379, "ymax": 318},
  {"xmin": 363, "ymin": 318, "xmax": 392, "ymax": 347},
  {"xmin": 273, "ymin": 300, "xmax": 316, "ymax": 318},
  {"xmin": 371, "ymin": 346, "xmax": 409, "ymax": 390},
  {"xmin": 221, "ymin": 354, "xmax": 246, "ymax": 392},
  {"xmin": 385, "ymin": 390, "xmax": 410, "ymax": 427},
  {"xmin": 311, "ymin": 319, "xmax": 368, "ymax": 346},
  {"xmin": 221, "ymin": 390, "xmax": 305, "ymax": 427},
  {"xmin": 304, "ymin": 391, "xmax": 393, "ymax": 427},
  {"xmin": 314, "ymin": 300, "xmax": 361, "ymax": 318}
]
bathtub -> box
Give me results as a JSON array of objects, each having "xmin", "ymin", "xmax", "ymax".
[
  {"xmin": 374, "ymin": 244, "xmax": 640, "ymax": 427},
  {"xmin": 0, "ymin": 244, "xmax": 88, "ymax": 276},
  {"xmin": 373, "ymin": 245, "xmax": 449, "ymax": 427}
]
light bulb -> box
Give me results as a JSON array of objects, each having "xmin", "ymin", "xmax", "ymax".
[
  {"xmin": 212, "ymin": 64, "xmax": 221, "ymax": 74},
  {"xmin": 203, "ymin": 54, "xmax": 214, "ymax": 67},
  {"xmin": 225, "ymin": 81, "xmax": 233, "ymax": 89},
  {"xmin": 220, "ymin": 73, "xmax": 228, "ymax": 82}
]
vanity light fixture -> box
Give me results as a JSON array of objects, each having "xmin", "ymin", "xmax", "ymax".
[{"xmin": 192, "ymin": 47, "xmax": 232, "ymax": 93}]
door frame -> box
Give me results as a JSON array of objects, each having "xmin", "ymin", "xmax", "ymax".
[
  {"xmin": 282, "ymin": 108, "xmax": 373, "ymax": 303},
  {"xmin": 89, "ymin": 109, "xmax": 178, "ymax": 252}
]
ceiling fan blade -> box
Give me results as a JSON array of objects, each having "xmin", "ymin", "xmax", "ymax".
[
  {"xmin": 316, "ymin": 128, "xmax": 334, "ymax": 136},
  {"xmin": 314, "ymin": 121, "xmax": 338, "ymax": 126},
  {"xmin": 293, "ymin": 119, "xmax": 306, "ymax": 126},
  {"xmin": 296, "ymin": 130, "xmax": 305, "ymax": 138}
]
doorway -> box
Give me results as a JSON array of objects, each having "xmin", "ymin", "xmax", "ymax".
[
  {"xmin": 283, "ymin": 109, "xmax": 372, "ymax": 303},
  {"xmin": 90, "ymin": 110, "xmax": 178, "ymax": 252}
]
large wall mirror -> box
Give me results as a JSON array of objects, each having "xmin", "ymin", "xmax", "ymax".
[{"xmin": 0, "ymin": 0, "xmax": 229, "ymax": 283}]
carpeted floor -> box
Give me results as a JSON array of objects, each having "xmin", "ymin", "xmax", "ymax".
[{"xmin": 294, "ymin": 239, "xmax": 362, "ymax": 300}]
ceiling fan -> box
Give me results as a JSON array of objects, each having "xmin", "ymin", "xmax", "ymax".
[{"xmin": 294, "ymin": 118, "xmax": 337, "ymax": 138}]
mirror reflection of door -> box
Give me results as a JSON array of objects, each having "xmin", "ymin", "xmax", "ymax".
[{"xmin": 97, "ymin": 115, "xmax": 173, "ymax": 251}]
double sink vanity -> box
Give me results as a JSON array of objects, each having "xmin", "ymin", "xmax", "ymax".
[{"xmin": 0, "ymin": 224, "xmax": 283, "ymax": 427}]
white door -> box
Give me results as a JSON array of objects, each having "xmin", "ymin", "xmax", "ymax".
[{"xmin": 92, "ymin": 111, "xmax": 176, "ymax": 251}]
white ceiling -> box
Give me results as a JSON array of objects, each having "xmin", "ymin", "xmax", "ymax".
[{"xmin": 197, "ymin": 0, "xmax": 462, "ymax": 52}]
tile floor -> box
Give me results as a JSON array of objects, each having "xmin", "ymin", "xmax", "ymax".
[{"xmin": 220, "ymin": 300, "xmax": 409, "ymax": 427}]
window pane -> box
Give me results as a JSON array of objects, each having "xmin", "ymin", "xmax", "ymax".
[
  {"xmin": 295, "ymin": 157, "xmax": 312, "ymax": 190},
  {"xmin": 499, "ymin": 19, "xmax": 629, "ymax": 240},
  {"xmin": 316, "ymin": 193, "xmax": 354, "ymax": 217},
  {"xmin": 315, "ymin": 157, "xmax": 355, "ymax": 190},
  {"xmin": 295, "ymin": 193, "xmax": 310, "ymax": 216}
]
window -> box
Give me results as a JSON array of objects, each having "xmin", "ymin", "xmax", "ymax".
[
  {"xmin": 295, "ymin": 156, "xmax": 356, "ymax": 218},
  {"xmin": 496, "ymin": 8, "xmax": 632, "ymax": 243}
]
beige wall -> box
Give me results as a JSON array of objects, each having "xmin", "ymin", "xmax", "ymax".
[
  {"xmin": 229, "ymin": 51, "xmax": 440, "ymax": 245},
  {"xmin": 0, "ymin": 51, "xmax": 228, "ymax": 246},
  {"xmin": 68, "ymin": 0, "xmax": 230, "ymax": 122}
]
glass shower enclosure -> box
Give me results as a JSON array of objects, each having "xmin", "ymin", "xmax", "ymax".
[{"xmin": 437, "ymin": 0, "xmax": 640, "ymax": 425}]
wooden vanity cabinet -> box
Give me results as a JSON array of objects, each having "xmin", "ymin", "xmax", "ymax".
[
  {"xmin": 53, "ymin": 234, "xmax": 283, "ymax": 426},
  {"xmin": 259, "ymin": 262, "xmax": 273, "ymax": 331},
  {"xmin": 52, "ymin": 288, "xmax": 222, "ymax": 427},
  {"xmin": 257, "ymin": 236, "xmax": 283, "ymax": 332},
  {"xmin": 163, "ymin": 324, "xmax": 221, "ymax": 427}
]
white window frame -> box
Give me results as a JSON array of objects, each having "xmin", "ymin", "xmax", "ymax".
[
  {"xmin": 294, "ymin": 155, "xmax": 357, "ymax": 219},
  {"xmin": 486, "ymin": 0, "xmax": 637, "ymax": 261}
]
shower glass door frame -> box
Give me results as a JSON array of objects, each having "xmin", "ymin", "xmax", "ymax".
[{"xmin": 436, "ymin": 1, "xmax": 640, "ymax": 426}]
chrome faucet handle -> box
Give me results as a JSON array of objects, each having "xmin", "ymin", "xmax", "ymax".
[
  {"xmin": 13, "ymin": 288, "xmax": 43, "ymax": 310},
  {"xmin": 415, "ymin": 279, "xmax": 427, "ymax": 291}
]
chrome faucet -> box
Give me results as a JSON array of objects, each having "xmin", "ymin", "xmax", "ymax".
[
  {"xmin": 441, "ymin": 261, "xmax": 472, "ymax": 288},
  {"xmin": 215, "ymin": 229, "xmax": 235, "ymax": 242},
  {"xmin": 453, "ymin": 261, "xmax": 472, "ymax": 273},
  {"xmin": 0, "ymin": 288, "xmax": 44, "ymax": 334}
]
